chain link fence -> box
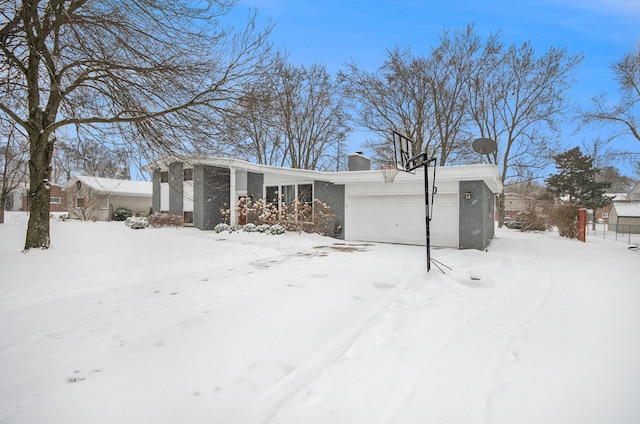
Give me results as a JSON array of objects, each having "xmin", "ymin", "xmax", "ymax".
[{"xmin": 587, "ymin": 223, "xmax": 640, "ymax": 245}]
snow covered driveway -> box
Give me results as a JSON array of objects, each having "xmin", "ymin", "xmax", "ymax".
[{"xmin": 1, "ymin": 215, "xmax": 639, "ymax": 423}]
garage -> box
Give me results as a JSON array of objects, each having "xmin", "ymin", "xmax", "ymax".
[{"xmin": 344, "ymin": 179, "xmax": 460, "ymax": 248}]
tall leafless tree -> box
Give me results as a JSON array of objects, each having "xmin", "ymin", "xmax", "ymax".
[
  {"xmin": 582, "ymin": 45, "xmax": 640, "ymax": 143},
  {"xmin": 343, "ymin": 47, "xmax": 433, "ymax": 167},
  {"xmin": 343, "ymin": 26, "xmax": 488, "ymax": 168},
  {"xmin": 467, "ymin": 40, "xmax": 582, "ymax": 225},
  {"xmin": 220, "ymin": 60, "xmax": 349, "ymax": 171},
  {"xmin": 1, "ymin": 0, "xmax": 273, "ymax": 250},
  {"xmin": 270, "ymin": 62, "xmax": 349, "ymax": 170}
]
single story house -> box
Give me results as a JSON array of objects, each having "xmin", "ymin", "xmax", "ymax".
[
  {"xmin": 63, "ymin": 176, "xmax": 152, "ymax": 221},
  {"xmin": 144, "ymin": 154, "xmax": 502, "ymax": 250},
  {"xmin": 608, "ymin": 202, "xmax": 640, "ymax": 234},
  {"xmin": 5, "ymin": 181, "xmax": 68, "ymax": 213}
]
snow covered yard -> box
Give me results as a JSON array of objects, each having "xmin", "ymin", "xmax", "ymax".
[{"xmin": 1, "ymin": 212, "xmax": 639, "ymax": 423}]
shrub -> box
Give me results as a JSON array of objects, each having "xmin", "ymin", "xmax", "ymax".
[
  {"xmin": 222, "ymin": 197, "xmax": 336, "ymax": 236},
  {"xmin": 256, "ymin": 224, "xmax": 271, "ymax": 233},
  {"xmin": 229, "ymin": 224, "xmax": 243, "ymax": 233},
  {"xmin": 124, "ymin": 216, "xmax": 149, "ymax": 229},
  {"xmin": 114, "ymin": 207, "xmax": 133, "ymax": 221},
  {"xmin": 269, "ymin": 224, "xmax": 286, "ymax": 235},
  {"xmin": 214, "ymin": 223, "xmax": 230, "ymax": 233},
  {"xmin": 148, "ymin": 213, "xmax": 184, "ymax": 228},
  {"xmin": 550, "ymin": 202, "xmax": 579, "ymax": 238},
  {"xmin": 243, "ymin": 223, "xmax": 257, "ymax": 232}
]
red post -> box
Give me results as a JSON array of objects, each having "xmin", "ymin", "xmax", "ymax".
[{"xmin": 578, "ymin": 208, "xmax": 587, "ymax": 242}]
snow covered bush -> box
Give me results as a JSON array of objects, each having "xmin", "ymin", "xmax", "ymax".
[
  {"xmin": 242, "ymin": 223, "xmax": 257, "ymax": 232},
  {"xmin": 256, "ymin": 224, "xmax": 271, "ymax": 233},
  {"xmin": 222, "ymin": 198, "xmax": 336, "ymax": 236},
  {"xmin": 214, "ymin": 223, "xmax": 230, "ymax": 233},
  {"xmin": 148, "ymin": 213, "xmax": 184, "ymax": 228},
  {"xmin": 229, "ymin": 224, "xmax": 243, "ymax": 233},
  {"xmin": 113, "ymin": 207, "xmax": 133, "ymax": 221},
  {"xmin": 124, "ymin": 216, "xmax": 149, "ymax": 229},
  {"xmin": 268, "ymin": 224, "xmax": 285, "ymax": 235}
]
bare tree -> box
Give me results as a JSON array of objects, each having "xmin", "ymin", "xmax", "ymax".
[
  {"xmin": 582, "ymin": 45, "xmax": 640, "ymax": 142},
  {"xmin": 53, "ymin": 137, "xmax": 131, "ymax": 180},
  {"xmin": 343, "ymin": 47, "xmax": 433, "ymax": 167},
  {"xmin": 1, "ymin": 1, "xmax": 273, "ymax": 250},
  {"xmin": 467, "ymin": 40, "xmax": 583, "ymax": 225},
  {"xmin": 343, "ymin": 26, "xmax": 489, "ymax": 167},
  {"xmin": 218, "ymin": 80, "xmax": 286, "ymax": 166},
  {"xmin": 0, "ymin": 118, "xmax": 28, "ymax": 223},
  {"xmin": 221, "ymin": 61, "xmax": 349, "ymax": 170},
  {"xmin": 270, "ymin": 63, "xmax": 349, "ymax": 170}
]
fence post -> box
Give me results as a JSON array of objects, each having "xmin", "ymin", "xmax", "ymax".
[{"xmin": 578, "ymin": 208, "xmax": 587, "ymax": 242}]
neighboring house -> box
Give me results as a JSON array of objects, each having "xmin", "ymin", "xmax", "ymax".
[
  {"xmin": 63, "ymin": 176, "xmax": 152, "ymax": 221},
  {"xmin": 594, "ymin": 193, "xmax": 628, "ymax": 224},
  {"xmin": 5, "ymin": 182, "xmax": 68, "ymax": 213},
  {"xmin": 608, "ymin": 202, "xmax": 640, "ymax": 234},
  {"xmin": 143, "ymin": 154, "xmax": 503, "ymax": 250},
  {"xmin": 502, "ymin": 193, "xmax": 529, "ymax": 222}
]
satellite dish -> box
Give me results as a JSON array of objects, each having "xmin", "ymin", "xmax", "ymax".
[{"xmin": 472, "ymin": 138, "xmax": 497, "ymax": 155}]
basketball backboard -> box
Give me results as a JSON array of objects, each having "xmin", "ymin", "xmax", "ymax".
[{"xmin": 392, "ymin": 131, "xmax": 414, "ymax": 172}]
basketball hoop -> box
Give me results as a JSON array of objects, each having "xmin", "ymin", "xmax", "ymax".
[{"xmin": 380, "ymin": 166, "xmax": 399, "ymax": 183}]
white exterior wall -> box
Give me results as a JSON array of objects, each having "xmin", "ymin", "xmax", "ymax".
[
  {"xmin": 160, "ymin": 183, "xmax": 169, "ymax": 211},
  {"xmin": 344, "ymin": 174, "xmax": 460, "ymax": 248},
  {"xmin": 183, "ymin": 181, "xmax": 194, "ymax": 213}
]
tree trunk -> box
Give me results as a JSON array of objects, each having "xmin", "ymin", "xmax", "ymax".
[
  {"xmin": 496, "ymin": 191, "xmax": 505, "ymax": 228},
  {"xmin": 0, "ymin": 191, "xmax": 6, "ymax": 224},
  {"xmin": 24, "ymin": 131, "xmax": 54, "ymax": 250}
]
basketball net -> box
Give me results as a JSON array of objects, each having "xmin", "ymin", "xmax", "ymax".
[{"xmin": 380, "ymin": 166, "xmax": 399, "ymax": 183}]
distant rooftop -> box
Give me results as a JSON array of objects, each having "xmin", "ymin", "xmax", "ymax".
[{"xmin": 70, "ymin": 176, "xmax": 152, "ymax": 197}]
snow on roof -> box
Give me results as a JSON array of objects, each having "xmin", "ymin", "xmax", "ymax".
[
  {"xmin": 613, "ymin": 202, "xmax": 640, "ymax": 217},
  {"xmin": 606, "ymin": 193, "xmax": 629, "ymax": 201},
  {"xmin": 69, "ymin": 176, "xmax": 152, "ymax": 197}
]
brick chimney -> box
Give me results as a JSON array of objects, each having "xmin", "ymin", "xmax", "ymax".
[{"xmin": 348, "ymin": 152, "xmax": 370, "ymax": 171}]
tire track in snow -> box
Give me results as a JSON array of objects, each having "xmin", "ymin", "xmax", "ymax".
[
  {"xmin": 389, "ymin": 235, "xmax": 556, "ymax": 423},
  {"xmin": 230, "ymin": 262, "xmax": 426, "ymax": 424},
  {"xmin": 259, "ymin": 235, "xmax": 558, "ymax": 423}
]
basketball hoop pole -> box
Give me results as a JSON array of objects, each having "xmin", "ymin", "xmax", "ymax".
[{"xmin": 406, "ymin": 153, "xmax": 437, "ymax": 272}]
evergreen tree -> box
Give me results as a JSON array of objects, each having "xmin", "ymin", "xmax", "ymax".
[{"xmin": 545, "ymin": 147, "xmax": 612, "ymax": 229}]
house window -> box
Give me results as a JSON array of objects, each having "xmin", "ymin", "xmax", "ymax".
[
  {"xmin": 160, "ymin": 171, "xmax": 169, "ymax": 183},
  {"xmin": 183, "ymin": 168, "xmax": 193, "ymax": 181},
  {"xmin": 282, "ymin": 185, "xmax": 295, "ymax": 205},
  {"xmin": 76, "ymin": 197, "xmax": 84, "ymax": 208},
  {"xmin": 602, "ymin": 213, "xmax": 609, "ymax": 219},
  {"xmin": 298, "ymin": 184, "xmax": 312, "ymax": 205},
  {"xmin": 265, "ymin": 183, "xmax": 315, "ymax": 221},
  {"xmin": 183, "ymin": 211, "xmax": 193, "ymax": 224},
  {"xmin": 50, "ymin": 197, "xmax": 61, "ymax": 204},
  {"xmin": 266, "ymin": 186, "xmax": 279, "ymax": 205}
]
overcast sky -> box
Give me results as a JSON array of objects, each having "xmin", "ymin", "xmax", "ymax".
[{"xmin": 226, "ymin": 0, "xmax": 640, "ymax": 175}]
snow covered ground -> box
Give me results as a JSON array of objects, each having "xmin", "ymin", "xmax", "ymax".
[{"xmin": 1, "ymin": 212, "xmax": 639, "ymax": 423}]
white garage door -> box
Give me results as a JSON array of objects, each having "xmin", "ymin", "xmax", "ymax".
[{"xmin": 345, "ymin": 193, "xmax": 458, "ymax": 248}]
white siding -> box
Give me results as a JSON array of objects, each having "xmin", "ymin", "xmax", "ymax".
[
  {"xmin": 160, "ymin": 183, "xmax": 169, "ymax": 211},
  {"xmin": 344, "ymin": 178, "xmax": 459, "ymax": 248},
  {"xmin": 183, "ymin": 181, "xmax": 194, "ymax": 212}
]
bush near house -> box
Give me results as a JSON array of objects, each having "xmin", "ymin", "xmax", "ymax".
[
  {"xmin": 124, "ymin": 216, "xmax": 149, "ymax": 229},
  {"xmin": 148, "ymin": 213, "xmax": 184, "ymax": 228},
  {"xmin": 550, "ymin": 203, "xmax": 579, "ymax": 238},
  {"xmin": 114, "ymin": 207, "xmax": 134, "ymax": 221},
  {"xmin": 221, "ymin": 198, "xmax": 336, "ymax": 236}
]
